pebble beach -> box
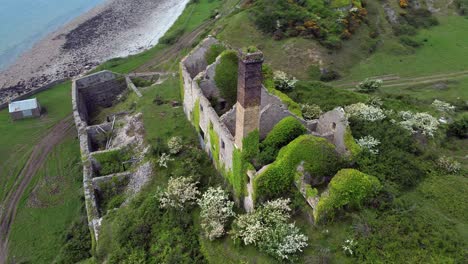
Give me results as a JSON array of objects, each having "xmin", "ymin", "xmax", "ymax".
[{"xmin": 0, "ymin": 0, "xmax": 189, "ymax": 105}]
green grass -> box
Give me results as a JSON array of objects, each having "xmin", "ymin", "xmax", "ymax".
[
  {"xmin": 335, "ymin": 16, "xmax": 468, "ymax": 81},
  {"xmin": 7, "ymin": 135, "xmax": 84, "ymax": 263},
  {"xmin": 0, "ymin": 81, "xmax": 72, "ymax": 202}
]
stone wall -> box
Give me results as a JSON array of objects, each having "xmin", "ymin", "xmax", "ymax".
[
  {"xmin": 181, "ymin": 37, "xmax": 236, "ymax": 172},
  {"xmin": 72, "ymin": 70, "xmax": 147, "ymax": 244}
]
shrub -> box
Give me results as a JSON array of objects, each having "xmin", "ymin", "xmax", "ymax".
[
  {"xmin": 447, "ymin": 114, "xmax": 468, "ymax": 139},
  {"xmin": 214, "ymin": 50, "xmax": 238, "ymax": 107},
  {"xmin": 255, "ymin": 135, "xmax": 340, "ymax": 201},
  {"xmin": 198, "ymin": 187, "xmax": 235, "ymax": 240},
  {"xmin": 205, "ymin": 44, "xmax": 226, "ymax": 65},
  {"xmin": 301, "ymin": 104, "xmax": 322, "ymax": 120},
  {"xmin": 356, "ymin": 135, "xmax": 380, "ymax": 155},
  {"xmin": 455, "ymin": 0, "xmax": 468, "ymax": 15},
  {"xmin": 399, "ymin": 36, "xmax": 423, "ymax": 48},
  {"xmin": 273, "ymin": 71, "xmax": 298, "ymax": 92},
  {"xmin": 259, "ymin": 117, "xmax": 307, "ymax": 164},
  {"xmin": 315, "ymin": 169, "xmax": 382, "ymax": 222},
  {"xmin": 432, "ymin": 99, "xmax": 455, "ymax": 114},
  {"xmin": 159, "ymin": 177, "xmax": 200, "ymax": 209},
  {"xmin": 345, "ymin": 103, "xmax": 386, "ymax": 122},
  {"xmin": 357, "ymin": 78, "xmax": 382, "ymax": 93},
  {"xmin": 398, "ymin": 111, "xmax": 439, "ymax": 137},
  {"xmin": 320, "ymin": 70, "xmax": 341, "ymax": 82},
  {"xmin": 167, "ymin": 136, "xmax": 183, "ymax": 155},
  {"xmin": 230, "ymin": 198, "xmax": 308, "ymax": 260},
  {"xmin": 436, "ymin": 156, "xmax": 461, "ymax": 174},
  {"xmin": 159, "ymin": 28, "xmax": 184, "ymax": 45}
]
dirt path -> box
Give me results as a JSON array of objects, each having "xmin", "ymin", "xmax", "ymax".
[
  {"xmin": 335, "ymin": 70, "xmax": 468, "ymax": 89},
  {"xmin": 0, "ymin": 116, "xmax": 74, "ymax": 264}
]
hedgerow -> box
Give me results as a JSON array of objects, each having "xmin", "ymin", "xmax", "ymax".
[
  {"xmin": 315, "ymin": 169, "xmax": 381, "ymax": 223},
  {"xmin": 214, "ymin": 50, "xmax": 238, "ymax": 107},
  {"xmin": 259, "ymin": 116, "xmax": 307, "ymax": 165},
  {"xmin": 254, "ymin": 135, "xmax": 339, "ymax": 201}
]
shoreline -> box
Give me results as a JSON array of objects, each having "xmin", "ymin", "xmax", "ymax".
[{"xmin": 0, "ymin": 0, "xmax": 189, "ymax": 106}]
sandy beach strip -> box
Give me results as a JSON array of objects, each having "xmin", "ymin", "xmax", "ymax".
[{"xmin": 0, "ymin": 0, "xmax": 189, "ymax": 105}]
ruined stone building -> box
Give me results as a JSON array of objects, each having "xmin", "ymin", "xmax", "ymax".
[
  {"xmin": 72, "ymin": 71, "xmax": 153, "ymax": 242},
  {"xmin": 180, "ymin": 37, "xmax": 350, "ymax": 210}
]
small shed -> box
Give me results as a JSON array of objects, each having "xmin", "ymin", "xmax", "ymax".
[{"xmin": 8, "ymin": 98, "xmax": 41, "ymax": 120}]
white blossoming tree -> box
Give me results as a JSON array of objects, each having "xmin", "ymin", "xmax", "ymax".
[
  {"xmin": 356, "ymin": 135, "xmax": 381, "ymax": 155},
  {"xmin": 159, "ymin": 176, "xmax": 200, "ymax": 209},
  {"xmin": 301, "ymin": 104, "xmax": 323, "ymax": 120},
  {"xmin": 357, "ymin": 78, "xmax": 382, "ymax": 93},
  {"xmin": 273, "ymin": 71, "xmax": 298, "ymax": 92},
  {"xmin": 345, "ymin": 103, "xmax": 386, "ymax": 122},
  {"xmin": 231, "ymin": 198, "xmax": 308, "ymax": 260},
  {"xmin": 158, "ymin": 153, "xmax": 173, "ymax": 168},
  {"xmin": 398, "ymin": 111, "xmax": 439, "ymax": 137},
  {"xmin": 198, "ymin": 187, "xmax": 235, "ymax": 240},
  {"xmin": 432, "ymin": 99, "xmax": 455, "ymax": 114},
  {"xmin": 167, "ymin": 136, "xmax": 183, "ymax": 155}
]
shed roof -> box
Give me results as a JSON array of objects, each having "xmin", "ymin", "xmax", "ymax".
[{"xmin": 8, "ymin": 98, "xmax": 39, "ymax": 113}]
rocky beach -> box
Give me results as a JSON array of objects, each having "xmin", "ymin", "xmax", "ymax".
[{"xmin": 0, "ymin": 0, "xmax": 189, "ymax": 105}]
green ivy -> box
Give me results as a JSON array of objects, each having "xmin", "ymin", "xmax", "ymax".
[
  {"xmin": 305, "ymin": 184, "xmax": 318, "ymax": 198},
  {"xmin": 259, "ymin": 116, "xmax": 307, "ymax": 164},
  {"xmin": 92, "ymin": 148, "xmax": 132, "ymax": 176},
  {"xmin": 344, "ymin": 126, "xmax": 361, "ymax": 160},
  {"xmin": 208, "ymin": 122, "xmax": 220, "ymax": 169},
  {"xmin": 242, "ymin": 130, "xmax": 259, "ymax": 162},
  {"xmin": 254, "ymin": 135, "xmax": 339, "ymax": 201},
  {"xmin": 179, "ymin": 64, "xmax": 184, "ymax": 101},
  {"xmin": 205, "ymin": 43, "xmax": 226, "ymax": 65},
  {"xmin": 192, "ymin": 99, "xmax": 200, "ymax": 131},
  {"xmin": 315, "ymin": 169, "xmax": 381, "ymax": 223},
  {"xmin": 231, "ymin": 148, "xmax": 246, "ymax": 197},
  {"xmin": 214, "ymin": 50, "xmax": 238, "ymax": 106}
]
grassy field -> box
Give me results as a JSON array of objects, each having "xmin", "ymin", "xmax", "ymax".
[
  {"xmin": 7, "ymin": 135, "xmax": 83, "ymax": 263},
  {"xmin": 0, "ymin": 82, "xmax": 72, "ymax": 202}
]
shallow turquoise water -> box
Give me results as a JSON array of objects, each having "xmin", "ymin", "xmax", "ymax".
[{"xmin": 0, "ymin": 0, "xmax": 105, "ymax": 69}]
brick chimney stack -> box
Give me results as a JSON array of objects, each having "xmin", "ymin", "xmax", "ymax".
[{"xmin": 235, "ymin": 48, "xmax": 264, "ymax": 149}]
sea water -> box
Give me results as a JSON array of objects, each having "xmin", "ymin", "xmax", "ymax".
[{"xmin": 0, "ymin": 0, "xmax": 105, "ymax": 70}]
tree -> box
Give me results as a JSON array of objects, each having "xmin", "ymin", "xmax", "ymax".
[
  {"xmin": 198, "ymin": 187, "xmax": 235, "ymax": 240},
  {"xmin": 159, "ymin": 177, "xmax": 200, "ymax": 209},
  {"xmin": 231, "ymin": 198, "xmax": 308, "ymax": 260},
  {"xmin": 357, "ymin": 78, "xmax": 382, "ymax": 93}
]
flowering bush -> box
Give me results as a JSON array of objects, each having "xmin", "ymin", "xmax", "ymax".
[
  {"xmin": 345, "ymin": 103, "xmax": 386, "ymax": 122},
  {"xmin": 432, "ymin": 99, "xmax": 455, "ymax": 114},
  {"xmin": 301, "ymin": 104, "xmax": 322, "ymax": 120},
  {"xmin": 356, "ymin": 135, "xmax": 381, "ymax": 155},
  {"xmin": 357, "ymin": 78, "xmax": 382, "ymax": 93},
  {"xmin": 159, "ymin": 177, "xmax": 200, "ymax": 209},
  {"xmin": 398, "ymin": 111, "xmax": 439, "ymax": 137},
  {"xmin": 198, "ymin": 187, "xmax": 235, "ymax": 240},
  {"xmin": 437, "ymin": 156, "xmax": 461, "ymax": 174},
  {"xmin": 273, "ymin": 71, "xmax": 298, "ymax": 92},
  {"xmin": 158, "ymin": 153, "xmax": 173, "ymax": 168},
  {"xmin": 167, "ymin": 136, "xmax": 183, "ymax": 155},
  {"xmin": 342, "ymin": 238, "xmax": 358, "ymax": 256},
  {"xmin": 231, "ymin": 198, "xmax": 308, "ymax": 260}
]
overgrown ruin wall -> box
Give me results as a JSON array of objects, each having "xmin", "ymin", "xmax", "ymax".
[{"xmin": 181, "ymin": 37, "xmax": 351, "ymax": 209}]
